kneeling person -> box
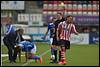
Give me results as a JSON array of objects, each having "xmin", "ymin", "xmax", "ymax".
[{"xmin": 17, "ymin": 41, "xmax": 42, "ymax": 63}]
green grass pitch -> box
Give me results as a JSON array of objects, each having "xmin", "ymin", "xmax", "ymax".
[{"xmin": 1, "ymin": 43, "xmax": 99, "ymax": 66}]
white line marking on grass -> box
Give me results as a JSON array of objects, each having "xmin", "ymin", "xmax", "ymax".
[
  {"xmin": 1, "ymin": 54, "xmax": 8, "ymax": 66},
  {"xmin": 1, "ymin": 54, "xmax": 8, "ymax": 57},
  {"xmin": 1, "ymin": 54, "xmax": 25, "ymax": 62},
  {"xmin": 1, "ymin": 54, "xmax": 25, "ymax": 57},
  {"xmin": 1, "ymin": 54, "xmax": 8, "ymax": 63},
  {"xmin": 39, "ymin": 49, "xmax": 51, "ymax": 57},
  {"xmin": 22, "ymin": 49, "xmax": 51, "ymax": 66},
  {"xmin": 1, "ymin": 55, "xmax": 2, "ymax": 66}
]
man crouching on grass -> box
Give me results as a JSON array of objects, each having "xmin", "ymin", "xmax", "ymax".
[{"xmin": 16, "ymin": 40, "xmax": 42, "ymax": 63}]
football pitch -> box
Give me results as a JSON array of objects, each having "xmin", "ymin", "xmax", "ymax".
[{"xmin": 1, "ymin": 43, "xmax": 99, "ymax": 66}]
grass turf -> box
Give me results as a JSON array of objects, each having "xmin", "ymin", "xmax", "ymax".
[{"xmin": 1, "ymin": 43, "xmax": 99, "ymax": 66}]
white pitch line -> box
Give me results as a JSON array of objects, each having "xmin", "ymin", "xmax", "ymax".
[
  {"xmin": 22, "ymin": 49, "xmax": 51, "ymax": 66},
  {"xmin": 1, "ymin": 54, "xmax": 25, "ymax": 57},
  {"xmin": 1, "ymin": 54, "xmax": 8, "ymax": 63},
  {"xmin": 1, "ymin": 54, "xmax": 25, "ymax": 62},
  {"xmin": 1, "ymin": 54, "xmax": 8, "ymax": 57},
  {"xmin": 1, "ymin": 54, "xmax": 8, "ymax": 66},
  {"xmin": 39, "ymin": 49, "xmax": 51, "ymax": 57}
]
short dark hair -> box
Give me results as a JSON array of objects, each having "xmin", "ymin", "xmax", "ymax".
[
  {"xmin": 16, "ymin": 28, "xmax": 24, "ymax": 32},
  {"xmin": 66, "ymin": 15, "xmax": 73, "ymax": 20},
  {"xmin": 57, "ymin": 12, "xmax": 63, "ymax": 15},
  {"xmin": 66, "ymin": 15, "xmax": 72, "ymax": 18}
]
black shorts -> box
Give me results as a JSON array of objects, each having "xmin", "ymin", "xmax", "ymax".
[
  {"xmin": 59, "ymin": 39, "xmax": 70, "ymax": 49},
  {"xmin": 52, "ymin": 37, "xmax": 60, "ymax": 46}
]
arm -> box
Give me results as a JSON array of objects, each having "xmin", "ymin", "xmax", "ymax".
[
  {"xmin": 57, "ymin": 24, "xmax": 61, "ymax": 40},
  {"xmin": 57, "ymin": 28, "xmax": 59, "ymax": 41},
  {"xmin": 43, "ymin": 24, "xmax": 50, "ymax": 39},
  {"xmin": 20, "ymin": 35, "xmax": 24, "ymax": 41},
  {"xmin": 72, "ymin": 24, "xmax": 79, "ymax": 35},
  {"xmin": 6, "ymin": 24, "xmax": 13, "ymax": 35},
  {"xmin": 15, "ymin": 33, "xmax": 24, "ymax": 43},
  {"xmin": 44, "ymin": 28, "xmax": 49, "ymax": 39}
]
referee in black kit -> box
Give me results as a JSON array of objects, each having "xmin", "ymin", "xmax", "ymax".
[{"xmin": 52, "ymin": 12, "xmax": 65, "ymax": 63}]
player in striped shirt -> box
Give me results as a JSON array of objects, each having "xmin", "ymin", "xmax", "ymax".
[{"xmin": 57, "ymin": 15, "xmax": 79, "ymax": 64}]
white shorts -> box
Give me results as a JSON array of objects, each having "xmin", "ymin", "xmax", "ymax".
[
  {"xmin": 50, "ymin": 38, "xmax": 53, "ymax": 45},
  {"xmin": 31, "ymin": 48, "xmax": 36, "ymax": 54},
  {"xmin": 18, "ymin": 44, "xmax": 23, "ymax": 47},
  {"xmin": 30, "ymin": 44, "xmax": 37, "ymax": 54}
]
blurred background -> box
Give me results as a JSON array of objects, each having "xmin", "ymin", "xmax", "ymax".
[{"xmin": 1, "ymin": 1, "xmax": 99, "ymax": 45}]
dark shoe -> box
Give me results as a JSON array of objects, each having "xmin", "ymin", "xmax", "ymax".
[{"xmin": 53, "ymin": 60, "xmax": 58, "ymax": 64}]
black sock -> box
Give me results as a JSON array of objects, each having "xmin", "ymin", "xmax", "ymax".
[
  {"xmin": 59, "ymin": 51, "xmax": 61, "ymax": 61},
  {"xmin": 54, "ymin": 50, "xmax": 57, "ymax": 62},
  {"xmin": 51, "ymin": 47, "xmax": 54, "ymax": 55}
]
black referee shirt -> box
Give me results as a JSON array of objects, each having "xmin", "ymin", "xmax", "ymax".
[{"xmin": 54, "ymin": 18, "xmax": 65, "ymax": 38}]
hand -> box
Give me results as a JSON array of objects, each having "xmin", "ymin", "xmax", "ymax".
[
  {"xmin": 75, "ymin": 32, "xmax": 79, "ymax": 35},
  {"xmin": 14, "ymin": 45, "xmax": 21, "ymax": 49},
  {"xmin": 4, "ymin": 33, "xmax": 8, "ymax": 36}
]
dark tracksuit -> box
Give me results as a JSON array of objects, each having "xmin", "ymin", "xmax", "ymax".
[
  {"xmin": 13, "ymin": 32, "xmax": 24, "ymax": 61},
  {"xmin": 3, "ymin": 31, "xmax": 24, "ymax": 62}
]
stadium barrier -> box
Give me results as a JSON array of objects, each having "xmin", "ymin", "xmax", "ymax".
[
  {"xmin": 28, "ymin": 34, "xmax": 50, "ymax": 42},
  {"xmin": 1, "ymin": 33, "xmax": 99, "ymax": 45},
  {"xmin": 70, "ymin": 33, "xmax": 89, "ymax": 44},
  {"xmin": 25, "ymin": 33, "xmax": 89, "ymax": 44},
  {"xmin": 89, "ymin": 32, "xmax": 99, "ymax": 44}
]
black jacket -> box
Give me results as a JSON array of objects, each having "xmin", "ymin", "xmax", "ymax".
[
  {"xmin": 54, "ymin": 18, "xmax": 65, "ymax": 38},
  {"xmin": 3, "ymin": 31, "xmax": 24, "ymax": 45},
  {"xmin": 15, "ymin": 32, "xmax": 24, "ymax": 43}
]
